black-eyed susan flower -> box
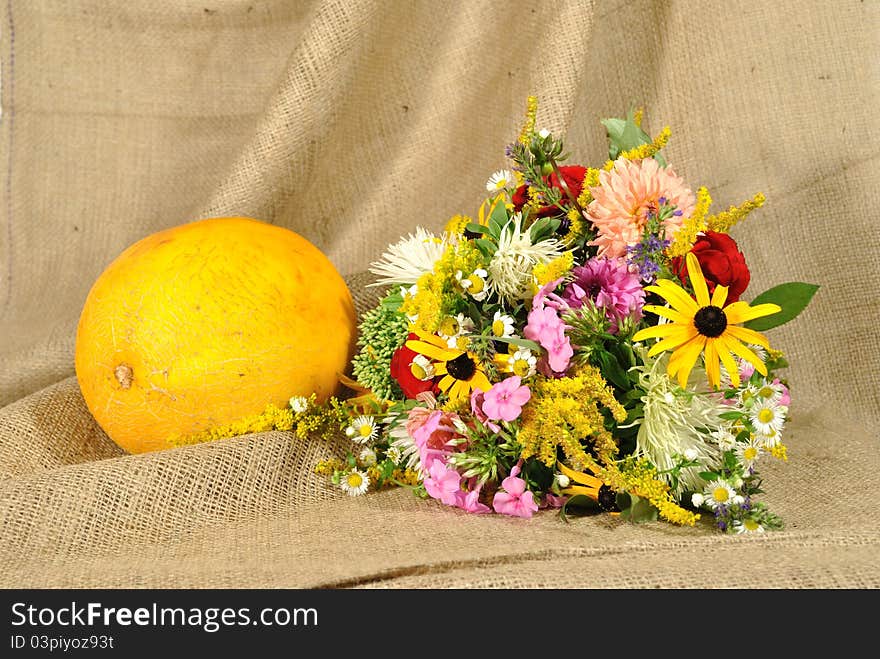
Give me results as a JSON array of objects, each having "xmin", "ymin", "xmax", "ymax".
[
  {"xmin": 405, "ymin": 332, "xmax": 491, "ymax": 400},
  {"xmin": 633, "ymin": 252, "xmax": 781, "ymax": 389}
]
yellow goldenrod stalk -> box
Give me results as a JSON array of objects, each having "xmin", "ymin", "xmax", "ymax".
[
  {"xmin": 603, "ymin": 126, "xmax": 672, "ymax": 170},
  {"xmin": 519, "ymin": 95, "xmax": 539, "ymax": 145},
  {"xmin": 519, "ymin": 366, "xmax": 626, "ymax": 469},
  {"xmin": 633, "ymin": 108, "xmax": 644, "ymax": 127},
  {"xmin": 593, "ymin": 457, "xmax": 700, "ymax": 526},
  {"xmin": 444, "ymin": 214, "xmax": 472, "ymax": 236},
  {"xmin": 706, "ymin": 192, "xmax": 766, "ymax": 233},
  {"xmin": 667, "ymin": 186, "xmax": 713, "ymax": 257},
  {"xmin": 168, "ymin": 403, "xmax": 295, "ymax": 447},
  {"xmin": 315, "ymin": 458, "xmax": 346, "ymax": 476},
  {"xmin": 440, "ymin": 395, "xmax": 470, "ymax": 415},
  {"xmin": 576, "ymin": 168, "xmax": 601, "ymax": 209},
  {"xmin": 367, "ymin": 466, "xmax": 421, "ymax": 488},
  {"xmin": 769, "ymin": 443, "xmax": 788, "ymax": 461},
  {"xmin": 532, "ymin": 251, "xmax": 574, "ymax": 288}
]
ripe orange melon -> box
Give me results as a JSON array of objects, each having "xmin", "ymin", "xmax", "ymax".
[{"xmin": 75, "ymin": 217, "xmax": 356, "ymax": 454}]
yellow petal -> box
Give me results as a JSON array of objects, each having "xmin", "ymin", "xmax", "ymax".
[
  {"xmin": 648, "ymin": 281, "xmax": 699, "ymax": 315},
  {"xmin": 405, "ymin": 340, "xmax": 455, "ymax": 362},
  {"xmin": 438, "ymin": 375, "xmax": 455, "ymax": 392},
  {"xmin": 435, "ymin": 362, "xmax": 448, "ymax": 376},
  {"xmin": 711, "ymin": 284, "xmax": 729, "ymax": 308},
  {"xmin": 725, "ymin": 325, "xmax": 771, "ymax": 350},
  {"xmin": 723, "ymin": 301, "xmax": 782, "ymax": 325},
  {"xmin": 716, "ymin": 339, "xmax": 741, "ymax": 389},
  {"xmin": 717, "ymin": 334, "xmax": 768, "ymax": 377},
  {"xmin": 633, "ymin": 323, "xmax": 687, "ymax": 342},
  {"xmin": 470, "ymin": 370, "xmax": 492, "ymax": 393},
  {"xmin": 449, "ymin": 379, "xmax": 467, "ymax": 400},
  {"xmin": 561, "ymin": 485, "xmax": 601, "ymax": 499},
  {"xmin": 557, "ymin": 461, "xmax": 603, "ymax": 488},
  {"xmin": 704, "ymin": 339, "xmax": 721, "ymax": 389},
  {"xmin": 686, "ymin": 253, "xmax": 711, "ymax": 307},
  {"xmin": 643, "ymin": 304, "xmax": 691, "ymax": 324},
  {"xmin": 667, "ymin": 335, "xmax": 706, "ymax": 388},
  {"xmin": 647, "ymin": 326, "xmax": 698, "ymax": 357}
]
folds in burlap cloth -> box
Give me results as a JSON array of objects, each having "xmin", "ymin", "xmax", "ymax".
[{"xmin": 1, "ymin": 0, "xmax": 877, "ymax": 587}]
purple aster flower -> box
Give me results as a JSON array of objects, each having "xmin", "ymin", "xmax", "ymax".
[{"xmin": 562, "ymin": 257, "xmax": 645, "ymax": 333}]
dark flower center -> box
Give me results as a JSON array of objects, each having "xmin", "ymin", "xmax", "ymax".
[
  {"xmin": 447, "ymin": 353, "xmax": 476, "ymax": 381},
  {"xmin": 693, "ymin": 305, "xmax": 727, "ymax": 337},
  {"xmin": 597, "ymin": 485, "xmax": 620, "ymax": 512}
]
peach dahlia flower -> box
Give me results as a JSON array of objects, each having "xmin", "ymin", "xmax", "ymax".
[{"xmin": 587, "ymin": 158, "xmax": 696, "ymax": 258}]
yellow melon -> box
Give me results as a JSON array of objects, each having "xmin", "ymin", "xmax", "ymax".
[{"xmin": 75, "ymin": 217, "xmax": 356, "ymax": 454}]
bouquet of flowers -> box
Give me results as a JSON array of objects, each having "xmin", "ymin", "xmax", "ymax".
[{"xmin": 308, "ymin": 98, "xmax": 818, "ymax": 533}]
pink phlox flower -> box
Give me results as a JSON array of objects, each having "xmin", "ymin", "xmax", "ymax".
[
  {"xmin": 541, "ymin": 493, "xmax": 568, "ymax": 509},
  {"xmin": 481, "ymin": 376, "xmax": 531, "ymax": 422},
  {"xmin": 533, "ymin": 277, "xmax": 570, "ymax": 312},
  {"xmin": 774, "ymin": 378, "xmax": 791, "ymax": 406},
  {"xmin": 412, "ymin": 409, "xmax": 464, "ymax": 471},
  {"xmin": 470, "ymin": 388, "xmax": 501, "ymax": 433},
  {"xmin": 492, "ymin": 463, "xmax": 539, "ymax": 518},
  {"xmin": 423, "ymin": 459, "xmax": 462, "ymax": 506},
  {"xmin": 454, "ymin": 481, "xmax": 491, "ymax": 514}
]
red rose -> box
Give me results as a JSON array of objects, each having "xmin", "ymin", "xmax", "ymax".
[
  {"xmin": 672, "ymin": 231, "xmax": 751, "ymax": 303},
  {"xmin": 512, "ymin": 165, "xmax": 587, "ymax": 218},
  {"xmin": 390, "ymin": 333, "xmax": 436, "ymax": 399}
]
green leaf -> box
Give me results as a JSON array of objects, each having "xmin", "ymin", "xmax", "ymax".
[
  {"xmin": 379, "ymin": 290, "xmax": 404, "ymax": 311},
  {"xmin": 474, "ymin": 238, "xmax": 495, "ymax": 257},
  {"xmin": 465, "ymin": 222, "xmax": 489, "ymax": 235},
  {"xmin": 618, "ymin": 493, "xmax": 658, "ymax": 523},
  {"xmin": 719, "ymin": 411, "xmax": 744, "ymax": 421},
  {"xmin": 491, "ymin": 336, "xmax": 542, "ymax": 351},
  {"xmin": 488, "ymin": 199, "xmax": 509, "ymax": 235},
  {"xmin": 594, "ymin": 350, "xmax": 629, "ymax": 390},
  {"xmin": 698, "ymin": 471, "xmax": 717, "ymax": 481},
  {"xmin": 601, "ymin": 110, "xmax": 651, "ymax": 160},
  {"xmin": 743, "ymin": 282, "xmax": 819, "ymax": 331},
  {"xmin": 560, "ymin": 494, "xmax": 602, "ymax": 522}
]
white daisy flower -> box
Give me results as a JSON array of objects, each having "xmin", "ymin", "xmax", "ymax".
[
  {"xmin": 346, "ymin": 415, "xmax": 378, "ymax": 444},
  {"xmin": 289, "ymin": 396, "xmax": 309, "ymax": 414},
  {"xmin": 385, "ymin": 445, "xmax": 403, "ymax": 466},
  {"xmin": 487, "ymin": 214, "xmax": 563, "ymax": 304},
  {"xmin": 754, "ymin": 380, "xmax": 785, "ymax": 405},
  {"xmin": 491, "ymin": 311, "xmax": 516, "ymax": 338},
  {"xmin": 409, "ymin": 354, "xmax": 435, "ymax": 381},
  {"xmin": 750, "ymin": 403, "xmax": 787, "ymax": 437},
  {"xmin": 736, "ymin": 439, "xmax": 763, "ymax": 471},
  {"xmin": 439, "ymin": 313, "xmax": 475, "ymax": 349},
  {"xmin": 456, "ymin": 268, "xmax": 489, "ymax": 301},
  {"xmin": 358, "ymin": 447, "xmax": 377, "ymax": 467},
  {"xmin": 711, "ymin": 426, "xmax": 738, "ymax": 452},
  {"xmin": 703, "ymin": 479, "xmax": 744, "ymax": 509},
  {"xmin": 369, "ymin": 227, "xmax": 449, "ymax": 287},
  {"xmin": 754, "ymin": 425, "xmax": 782, "ymax": 448},
  {"xmin": 733, "ymin": 518, "xmax": 765, "ymax": 534},
  {"xmin": 738, "ymin": 384, "xmax": 760, "ymax": 410},
  {"xmin": 510, "ymin": 348, "xmax": 537, "ymax": 378},
  {"xmin": 486, "ymin": 169, "xmax": 517, "ymax": 193},
  {"xmin": 340, "ymin": 469, "xmax": 369, "ymax": 496}
]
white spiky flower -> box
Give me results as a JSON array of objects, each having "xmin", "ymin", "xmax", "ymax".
[
  {"xmin": 486, "ymin": 169, "xmax": 517, "ymax": 193},
  {"xmin": 368, "ymin": 227, "xmax": 449, "ymax": 287},
  {"xmin": 487, "ymin": 214, "xmax": 563, "ymax": 304},
  {"xmin": 340, "ymin": 469, "xmax": 370, "ymax": 496},
  {"xmin": 632, "ymin": 349, "xmax": 728, "ymax": 496}
]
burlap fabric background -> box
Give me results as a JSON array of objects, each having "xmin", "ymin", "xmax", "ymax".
[{"xmin": 1, "ymin": 0, "xmax": 877, "ymax": 588}]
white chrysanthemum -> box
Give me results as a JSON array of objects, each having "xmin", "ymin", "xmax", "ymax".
[
  {"xmin": 289, "ymin": 396, "xmax": 309, "ymax": 414},
  {"xmin": 633, "ymin": 350, "xmax": 728, "ymax": 496},
  {"xmin": 385, "ymin": 445, "xmax": 403, "ymax": 466},
  {"xmin": 340, "ymin": 469, "xmax": 369, "ymax": 496},
  {"xmin": 491, "ymin": 311, "xmax": 516, "ymax": 338},
  {"xmin": 368, "ymin": 227, "xmax": 449, "ymax": 287},
  {"xmin": 487, "ymin": 214, "xmax": 563, "ymax": 304},
  {"xmin": 486, "ymin": 169, "xmax": 517, "ymax": 193},
  {"xmin": 388, "ymin": 418, "xmax": 421, "ymax": 472},
  {"xmin": 703, "ymin": 479, "xmax": 743, "ymax": 509},
  {"xmin": 733, "ymin": 518, "xmax": 765, "ymax": 534},
  {"xmin": 346, "ymin": 415, "xmax": 378, "ymax": 444},
  {"xmin": 750, "ymin": 403, "xmax": 786, "ymax": 436},
  {"xmin": 358, "ymin": 447, "xmax": 377, "ymax": 467},
  {"xmin": 736, "ymin": 438, "xmax": 763, "ymax": 471},
  {"xmin": 456, "ymin": 268, "xmax": 489, "ymax": 301},
  {"xmin": 409, "ymin": 354, "xmax": 435, "ymax": 381}
]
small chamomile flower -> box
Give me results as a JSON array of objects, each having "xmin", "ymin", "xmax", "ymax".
[
  {"xmin": 739, "ymin": 384, "xmax": 760, "ymax": 409},
  {"xmin": 755, "ymin": 425, "xmax": 782, "ymax": 448},
  {"xmin": 691, "ymin": 493, "xmax": 705, "ymax": 508},
  {"xmin": 346, "ymin": 415, "xmax": 378, "ymax": 444},
  {"xmin": 289, "ymin": 396, "xmax": 309, "ymax": 414},
  {"xmin": 711, "ymin": 426, "xmax": 738, "ymax": 452},
  {"xmin": 755, "ymin": 380, "xmax": 785, "ymax": 405},
  {"xmin": 733, "ymin": 518, "xmax": 765, "ymax": 534},
  {"xmin": 496, "ymin": 348, "xmax": 537, "ymax": 378},
  {"xmin": 703, "ymin": 479, "xmax": 743, "ymax": 509},
  {"xmin": 456, "ymin": 268, "xmax": 489, "ymax": 302},
  {"xmin": 491, "ymin": 311, "xmax": 516, "ymax": 338},
  {"xmin": 386, "ymin": 445, "xmax": 403, "ymax": 465},
  {"xmin": 736, "ymin": 439, "xmax": 763, "ymax": 471},
  {"xmin": 358, "ymin": 447, "xmax": 377, "ymax": 467},
  {"xmin": 409, "ymin": 354, "xmax": 435, "ymax": 381},
  {"xmin": 750, "ymin": 403, "xmax": 787, "ymax": 436},
  {"xmin": 486, "ymin": 169, "xmax": 516, "ymax": 193},
  {"xmin": 439, "ymin": 313, "xmax": 475, "ymax": 349},
  {"xmin": 554, "ymin": 473, "xmax": 570, "ymax": 489},
  {"xmin": 340, "ymin": 469, "xmax": 369, "ymax": 496}
]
